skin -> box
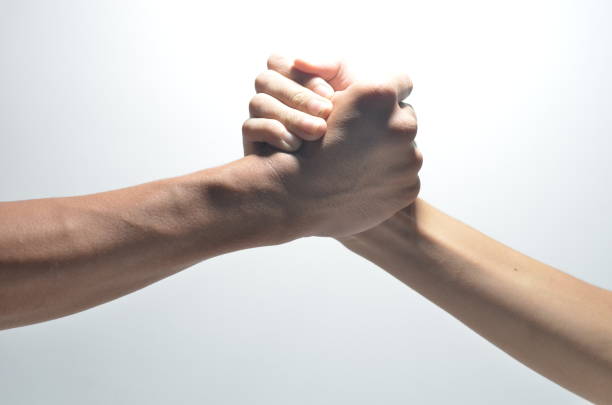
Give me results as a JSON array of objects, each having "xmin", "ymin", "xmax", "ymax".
[
  {"xmin": 0, "ymin": 158, "xmax": 287, "ymax": 329},
  {"xmin": 0, "ymin": 62, "xmax": 421, "ymax": 330},
  {"xmin": 248, "ymin": 55, "xmax": 612, "ymax": 403},
  {"xmin": 247, "ymin": 70, "xmax": 420, "ymax": 238}
]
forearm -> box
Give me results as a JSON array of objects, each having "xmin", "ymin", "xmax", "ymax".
[
  {"xmin": 0, "ymin": 155, "xmax": 288, "ymax": 330},
  {"xmin": 341, "ymin": 199, "xmax": 612, "ymax": 403}
]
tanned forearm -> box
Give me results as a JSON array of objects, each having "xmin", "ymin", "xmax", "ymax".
[
  {"xmin": 0, "ymin": 155, "xmax": 289, "ymax": 330},
  {"xmin": 340, "ymin": 199, "xmax": 612, "ymax": 403}
]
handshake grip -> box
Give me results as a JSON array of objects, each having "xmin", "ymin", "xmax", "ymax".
[{"xmin": 242, "ymin": 56, "xmax": 421, "ymax": 239}]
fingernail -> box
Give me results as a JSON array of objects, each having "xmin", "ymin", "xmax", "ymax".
[
  {"xmin": 303, "ymin": 116, "xmax": 326, "ymax": 136},
  {"xmin": 282, "ymin": 132, "xmax": 302, "ymax": 150},
  {"xmin": 307, "ymin": 98, "xmax": 333, "ymax": 117},
  {"xmin": 313, "ymin": 83, "xmax": 334, "ymax": 99}
]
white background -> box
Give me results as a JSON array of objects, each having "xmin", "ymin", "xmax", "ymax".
[{"xmin": 1, "ymin": 1, "xmax": 610, "ymax": 403}]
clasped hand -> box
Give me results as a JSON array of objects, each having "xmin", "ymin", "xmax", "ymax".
[{"xmin": 242, "ymin": 54, "xmax": 423, "ymax": 239}]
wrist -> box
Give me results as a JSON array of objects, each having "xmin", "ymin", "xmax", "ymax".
[
  {"xmin": 183, "ymin": 155, "xmax": 297, "ymax": 252},
  {"xmin": 338, "ymin": 199, "xmax": 476, "ymax": 274},
  {"xmin": 338, "ymin": 202, "xmax": 416, "ymax": 240},
  {"xmin": 337, "ymin": 201, "xmax": 423, "ymax": 259}
]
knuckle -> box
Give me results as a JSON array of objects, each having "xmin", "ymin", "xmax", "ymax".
[
  {"xmin": 278, "ymin": 107, "xmax": 292, "ymax": 126},
  {"xmin": 400, "ymin": 101, "xmax": 416, "ymax": 113},
  {"xmin": 267, "ymin": 53, "xmax": 283, "ymax": 70},
  {"xmin": 358, "ymin": 80, "xmax": 396, "ymax": 100},
  {"xmin": 413, "ymin": 147, "xmax": 424, "ymax": 171},
  {"xmin": 242, "ymin": 119, "xmax": 254, "ymax": 134},
  {"xmin": 389, "ymin": 115, "xmax": 418, "ymax": 137},
  {"xmin": 404, "ymin": 177, "xmax": 421, "ymax": 200},
  {"xmin": 403, "ymin": 73, "xmax": 414, "ymax": 94},
  {"xmin": 254, "ymin": 73, "xmax": 267, "ymax": 92},
  {"xmin": 254, "ymin": 70, "xmax": 275, "ymax": 92},
  {"xmin": 248, "ymin": 93, "xmax": 268, "ymax": 115},
  {"xmin": 248, "ymin": 98, "xmax": 259, "ymax": 115},
  {"xmin": 352, "ymin": 81, "xmax": 397, "ymax": 112},
  {"xmin": 286, "ymin": 109, "xmax": 303, "ymax": 128},
  {"xmin": 263, "ymin": 118, "xmax": 284, "ymax": 134},
  {"xmin": 290, "ymin": 90, "xmax": 310, "ymax": 108}
]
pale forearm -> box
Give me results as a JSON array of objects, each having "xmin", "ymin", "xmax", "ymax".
[
  {"xmin": 0, "ymin": 155, "xmax": 288, "ymax": 330},
  {"xmin": 341, "ymin": 199, "xmax": 612, "ymax": 403}
]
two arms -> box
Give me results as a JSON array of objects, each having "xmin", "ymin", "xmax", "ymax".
[
  {"xmin": 2, "ymin": 52, "xmax": 611, "ymax": 402},
  {"xmin": 0, "ymin": 57, "xmax": 421, "ymax": 329}
]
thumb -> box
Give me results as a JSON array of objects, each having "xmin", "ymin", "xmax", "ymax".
[{"xmin": 293, "ymin": 58, "xmax": 355, "ymax": 91}]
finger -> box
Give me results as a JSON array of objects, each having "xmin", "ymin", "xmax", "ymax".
[
  {"xmin": 387, "ymin": 72, "xmax": 413, "ymax": 101},
  {"xmin": 254, "ymin": 70, "xmax": 333, "ymax": 118},
  {"xmin": 242, "ymin": 118, "xmax": 302, "ymax": 153},
  {"xmin": 413, "ymin": 146, "xmax": 424, "ymax": 171},
  {"xmin": 249, "ymin": 93, "xmax": 326, "ymax": 141},
  {"xmin": 348, "ymin": 71, "xmax": 413, "ymax": 112},
  {"xmin": 388, "ymin": 107, "xmax": 418, "ymax": 141},
  {"xmin": 399, "ymin": 101, "xmax": 415, "ymax": 114},
  {"xmin": 398, "ymin": 100, "xmax": 418, "ymax": 131},
  {"xmin": 293, "ymin": 58, "xmax": 354, "ymax": 91},
  {"xmin": 306, "ymin": 77, "xmax": 336, "ymax": 99},
  {"xmin": 348, "ymin": 80, "xmax": 399, "ymax": 115},
  {"xmin": 267, "ymin": 53, "xmax": 335, "ymax": 99},
  {"xmin": 402, "ymin": 176, "xmax": 421, "ymax": 205}
]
